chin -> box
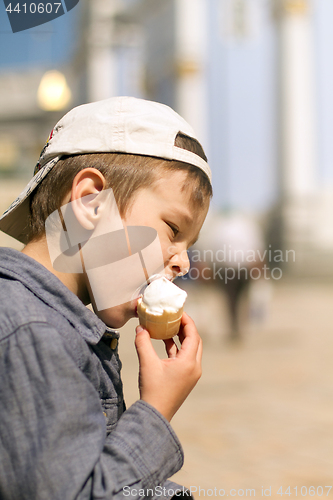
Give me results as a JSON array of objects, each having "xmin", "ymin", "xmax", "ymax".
[{"xmin": 96, "ymin": 298, "xmax": 138, "ymax": 329}]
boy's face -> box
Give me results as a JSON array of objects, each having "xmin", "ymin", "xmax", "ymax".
[{"xmin": 94, "ymin": 170, "xmax": 209, "ymax": 328}]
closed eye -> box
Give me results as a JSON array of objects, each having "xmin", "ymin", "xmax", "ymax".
[{"xmin": 166, "ymin": 222, "xmax": 179, "ymax": 237}]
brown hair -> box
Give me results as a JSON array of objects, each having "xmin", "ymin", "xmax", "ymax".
[{"xmin": 28, "ymin": 133, "xmax": 212, "ymax": 241}]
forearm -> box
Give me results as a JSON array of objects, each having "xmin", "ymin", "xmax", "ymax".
[{"xmin": 92, "ymin": 401, "xmax": 184, "ymax": 500}]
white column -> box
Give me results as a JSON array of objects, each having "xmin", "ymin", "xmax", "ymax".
[
  {"xmin": 175, "ymin": 0, "xmax": 208, "ymax": 149},
  {"xmin": 87, "ymin": 0, "xmax": 119, "ymax": 102},
  {"xmin": 277, "ymin": 0, "xmax": 317, "ymax": 199}
]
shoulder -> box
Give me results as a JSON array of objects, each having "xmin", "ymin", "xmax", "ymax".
[
  {"xmin": 0, "ymin": 275, "xmax": 49, "ymax": 341},
  {"xmin": 0, "ymin": 275, "xmax": 84, "ymax": 356},
  {"xmin": 0, "ymin": 278, "xmax": 95, "ymax": 389}
]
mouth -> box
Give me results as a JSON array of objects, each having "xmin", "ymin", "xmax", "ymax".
[{"xmin": 132, "ymin": 273, "xmax": 175, "ymax": 318}]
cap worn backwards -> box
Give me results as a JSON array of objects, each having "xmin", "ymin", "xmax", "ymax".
[{"xmin": 0, "ymin": 96, "xmax": 212, "ymax": 244}]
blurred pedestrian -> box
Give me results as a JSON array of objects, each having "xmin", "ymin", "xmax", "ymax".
[{"xmin": 196, "ymin": 211, "xmax": 267, "ymax": 342}]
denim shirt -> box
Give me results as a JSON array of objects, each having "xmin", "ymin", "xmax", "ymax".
[{"xmin": 0, "ymin": 248, "xmax": 185, "ymax": 500}]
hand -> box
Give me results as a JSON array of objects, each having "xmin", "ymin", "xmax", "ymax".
[{"xmin": 134, "ymin": 312, "xmax": 203, "ymax": 422}]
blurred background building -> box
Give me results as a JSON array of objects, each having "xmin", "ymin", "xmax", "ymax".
[{"xmin": 1, "ymin": 0, "xmax": 333, "ymax": 276}]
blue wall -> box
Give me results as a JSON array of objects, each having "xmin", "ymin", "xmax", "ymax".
[
  {"xmin": 0, "ymin": 1, "xmax": 79, "ymax": 69},
  {"xmin": 207, "ymin": 0, "xmax": 278, "ymax": 212},
  {"xmin": 313, "ymin": 0, "xmax": 333, "ymax": 184}
]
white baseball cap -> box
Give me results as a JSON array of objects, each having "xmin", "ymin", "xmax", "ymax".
[{"xmin": 0, "ymin": 96, "xmax": 211, "ymax": 244}]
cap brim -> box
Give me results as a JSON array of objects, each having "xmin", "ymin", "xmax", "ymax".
[
  {"xmin": 0, "ymin": 197, "xmax": 31, "ymax": 244},
  {"xmin": 0, "ymin": 157, "xmax": 59, "ymax": 244}
]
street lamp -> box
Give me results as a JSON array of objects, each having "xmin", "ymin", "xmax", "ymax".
[{"xmin": 37, "ymin": 70, "xmax": 72, "ymax": 111}]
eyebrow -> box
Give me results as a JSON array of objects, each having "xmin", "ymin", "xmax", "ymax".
[{"xmin": 170, "ymin": 208, "xmax": 193, "ymax": 227}]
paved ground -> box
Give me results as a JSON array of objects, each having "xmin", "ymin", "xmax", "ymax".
[{"xmin": 119, "ymin": 280, "xmax": 333, "ymax": 500}]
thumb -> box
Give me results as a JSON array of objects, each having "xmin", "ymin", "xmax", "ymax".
[{"xmin": 135, "ymin": 325, "xmax": 157, "ymax": 365}]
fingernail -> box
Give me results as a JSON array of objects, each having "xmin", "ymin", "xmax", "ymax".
[{"xmin": 136, "ymin": 325, "xmax": 144, "ymax": 334}]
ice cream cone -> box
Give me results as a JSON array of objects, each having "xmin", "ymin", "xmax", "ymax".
[{"xmin": 137, "ymin": 298, "xmax": 183, "ymax": 340}]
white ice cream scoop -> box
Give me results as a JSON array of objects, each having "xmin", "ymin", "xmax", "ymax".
[{"xmin": 137, "ymin": 277, "xmax": 187, "ymax": 339}]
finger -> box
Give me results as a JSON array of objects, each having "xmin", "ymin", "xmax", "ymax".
[
  {"xmin": 135, "ymin": 325, "xmax": 159, "ymax": 366},
  {"xmin": 163, "ymin": 338, "xmax": 178, "ymax": 358},
  {"xmin": 176, "ymin": 317, "xmax": 201, "ymax": 359},
  {"xmin": 178, "ymin": 312, "xmax": 198, "ymax": 342},
  {"xmin": 181, "ymin": 311, "xmax": 194, "ymax": 327},
  {"xmin": 177, "ymin": 312, "xmax": 194, "ymax": 344},
  {"xmin": 196, "ymin": 336, "xmax": 203, "ymax": 364}
]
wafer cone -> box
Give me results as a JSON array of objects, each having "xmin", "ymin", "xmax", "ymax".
[{"xmin": 137, "ymin": 298, "xmax": 183, "ymax": 340}]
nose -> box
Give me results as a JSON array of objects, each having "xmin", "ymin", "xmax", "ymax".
[{"xmin": 167, "ymin": 247, "xmax": 190, "ymax": 279}]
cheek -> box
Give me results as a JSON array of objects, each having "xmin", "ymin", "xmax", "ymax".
[{"xmin": 158, "ymin": 235, "xmax": 174, "ymax": 262}]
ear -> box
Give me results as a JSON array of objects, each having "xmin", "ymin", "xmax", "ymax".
[{"xmin": 71, "ymin": 168, "xmax": 106, "ymax": 230}]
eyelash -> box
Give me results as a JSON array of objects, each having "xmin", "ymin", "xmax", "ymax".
[{"xmin": 166, "ymin": 222, "xmax": 179, "ymax": 237}]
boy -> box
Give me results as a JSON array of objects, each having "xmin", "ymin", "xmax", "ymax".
[{"xmin": 0, "ymin": 96, "xmax": 212, "ymax": 499}]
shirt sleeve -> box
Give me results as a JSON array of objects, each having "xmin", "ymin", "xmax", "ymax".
[{"xmin": 0, "ymin": 322, "xmax": 184, "ymax": 500}]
